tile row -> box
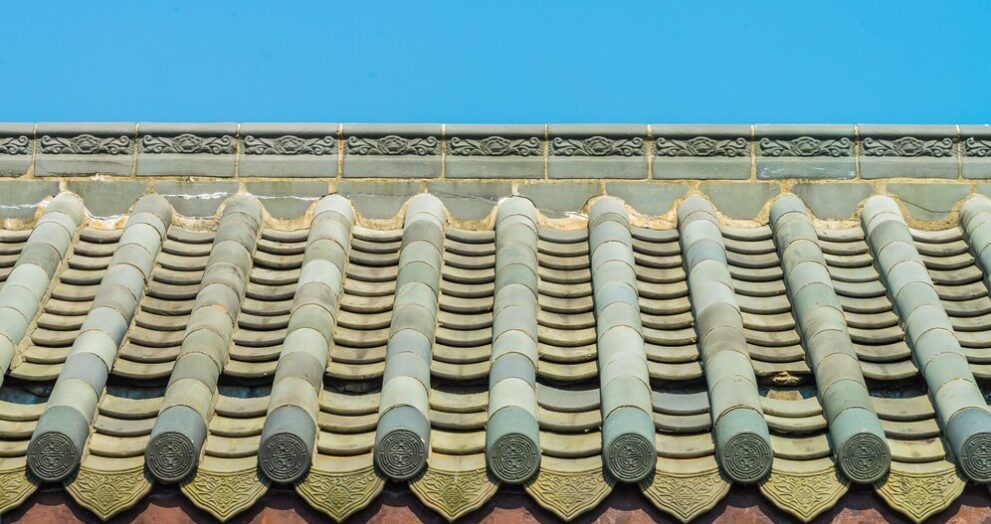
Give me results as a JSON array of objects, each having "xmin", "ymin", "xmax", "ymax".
[
  {"xmin": 4, "ymin": 191, "xmax": 991, "ymax": 522},
  {"xmin": 2, "ymin": 123, "xmax": 991, "ymax": 179}
]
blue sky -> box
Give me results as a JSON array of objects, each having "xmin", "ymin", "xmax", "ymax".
[{"xmin": 1, "ymin": 1, "xmax": 988, "ymax": 123}]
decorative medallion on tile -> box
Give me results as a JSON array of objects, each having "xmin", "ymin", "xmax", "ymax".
[
  {"xmin": 524, "ymin": 462, "xmax": 613, "ymax": 521},
  {"xmin": 243, "ymin": 135, "xmax": 337, "ymax": 155},
  {"xmin": 296, "ymin": 465, "xmax": 384, "ymax": 523},
  {"xmin": 64, "ymin": 464, "xmax": 151, "ymax": 521},
  {"xmin": 964, "ymin": 137, "xmax": 991, "ymax": 157},
  {"xmin": 655, "ymin": 136, "xmax": 748, "ymax": 157},
  {"xmin": 346, "ymin": 135, "xmax": 439, "ymax": 156},
  {"xmin": 410, "ymin": 465, "xmax": 499, "ymax": 521},
  {"xmin": 758, "ymin": 460, "xmax": 848, "ymax": 522},
  {"xmin": 140, "ymin": 134, "xmax": 236, "ymax": 154},
  {"xmin": 551, "ymin": 136, "xmax": 643, "ymax": 157},
  {"xmin": 874, "ymin": 462, "xmax": 965, "ymax": 523},
  {"xmin": 448, "ymin": 136, "xmax": 542, "ymax": 157},
  {"xmin": 27, "ymin": 432, "xmax": 79, "ymax": 482},
  {"xmin": 640, "ymin": 461, "xmax": 730, "ymax": 523},
  {"xmin": 180, "ymin": 466, "xmax": 269, "ymax": 522},
  {"xmin": 862, "ymin": 136, "xmax": 955, "ymax": 157},
  {"xmin": 0, "ymin": 466, "xmax": 36, "ymax": 515},
  {"xmin": 39, "ymin": 134, "xmax": 132, "ymax": 155},
  {"xmin": 758, "ymin": 136, "xmax": 852, "ymax": 157},
  {"xmin": 0, "ymin": 136, "xmax": 31, "ymax": 155}
]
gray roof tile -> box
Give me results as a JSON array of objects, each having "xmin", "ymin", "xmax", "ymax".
[{"xmin": 2, "ymin": 182, "xmax": 991, "ymax": 521}]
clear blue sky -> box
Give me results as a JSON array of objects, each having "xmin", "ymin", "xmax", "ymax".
[{"xmin": 1, "ymin": 1, "xmax": 988, "ymax": 123}]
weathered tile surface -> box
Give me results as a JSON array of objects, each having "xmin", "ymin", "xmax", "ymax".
[
  {"xmin": 342, "ymin": 124, "xmax": 441, "ymax": 179},
  {"xmin": 0, "ymin": 123, "xmax": 34, "ymax": 178},
  {"xmin": 137, "ymin": 123, "xmax": 237, "ymax": 178},
  {"xmin": 446, "ymin": 125, "xmax": 544, "ymax": 179},
  {"xmin": 1, "ymin": 121, "xmax": 991, "ymax": 523},
  {"xmin": 859, "ymin": 125, "xmax": 958, "ymax": 179},
  {"xmin": 549, "ymin": 125, "xmax": 647, "ymax": 179},
  {"xmin": 36, "ymin": 123, "xmax": 135, "ymax": 177},
  {"xmin": 756, "ymin": 125, "xmax": 855, "ymax": 180},
  {"xmin": 240, "ymin": 123, "xmax": 339, "ymax": 178},
  {"xmin": 653, "ymin": 125, "xmax": 750, "ymax": 180}
]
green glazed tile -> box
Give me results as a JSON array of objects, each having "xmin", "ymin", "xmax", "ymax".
[
  {"xmin": 713, "ymin": 408, "xmax": 772, "ymax": 483},
  {"xmin": 146, "ymin": 405, "xmax": 208, "ymax": 483},
  {"xmin": 601, "ymin": 406, "xmax": 656, "ymax": 483},
  {"xmin": 27, "ymin": 405, "xmax": 91, "ymax": 481},
  {"xmin": 486, "ymin": 406, "xmax": 540, "ymax": 484},
  {"xmin": 259, "ymin": 405, "xmax": 318, "ymax": 484}
]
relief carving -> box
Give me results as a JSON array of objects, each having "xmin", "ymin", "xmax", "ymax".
[
  {"xmin": 524, "ymin": 466, "xmax": 613, "ymax": 521},
  {"xmin": 551, "ymin": 136, "xmax": 643, "ymax": 157},
  {"xmin": 242, "ymin": 135, "xmax": 337, "ymax": 155},
  {"xmin": 0, "ymin": 136, "xmax": 31, "ymax": 155},
  {"xmin": 345, "ymin": 135, "xmax": 439, "ymax": 155},
  {"xmin": 0, "ymin": 467, "xmax": 37, "ymax": 515},
  {"xmin": 180, "ymin": 466, "xmax": 268, "ymax": 522},
  {"xmin": 448, "ymin": 136, "xmax": 542, "ymax": 157},
  {"xmin": 759, "ymin": 466, "xmax": 848, "ymax": 522},
  {"xmin": 39, "ymin": 134, "xmax": 132, "ymax": 155},
  {"xmin": 875, "ymin": 464, "xmax": 964, "ymax": 523},
  {"xmin": 140, "ymin": 134, "xmax": 236, "ymax": 154},
  {"xmin": 296, "ymin": 465, "xmax": 384, "ymax": 522},
  {"xmin": 65, "ymin": 464, "xmax": 151, "ymax": 520},
  {"xmin": 758, "ymin": 136, "xmax": 852, "ymax": 157},
  {"xmin": 410, "ymin": 466, "xmax": 498, "ymax": 521},
  {"xmin": 862, "ymin": 136, "xmax": 955, "ymax": 157},
  {"xmin": 656, "ymin": 136, "xmax": 748, "ymax": 157},
  {"xmin": 963, "ymin": 137, "xmax": 991, "ymax": 157},
  {"xmin": 640, "ymin": 467, "xmax": 729, "ymax": 523}
]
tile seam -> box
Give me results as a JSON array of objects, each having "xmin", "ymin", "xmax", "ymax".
[
  {"xmin": 131, "ymin": 122, "xmax": 140, "ymax": 177},
  {"xmin": 957, "ymin": 124, "xmax": 963, "ymax": 180}
]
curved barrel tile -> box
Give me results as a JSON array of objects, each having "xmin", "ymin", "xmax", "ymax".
[
  {"xmin": 66, "ymin": 394, "xmax": 162, "ymax": 520},
  {"xmin": 27, "ymin": 195, "xmax": 172, "ymax": 482},
  {"xmin": 863, "ymin": 195, "xmax": 991, "ymax": 483},
  {"xmin": 0, "ymin": 389, "xmax": 46, "ymax": 515},
  {"xmin": 631, "ymin": 223, "xmax": 732, "ymax": 521},
  {"xmin": 677, "ymin": 196, "xmax": 773, "ymax": 484},
  {"xmin": 373, "ymin": 194, "xmax": 445, "ymax": 481},
  {"xmin": 485, "ymin": 197, "xmax": 541, "ymax": 484},
  {"xmin": 770, "ymin": 195, "xmax": 890, "ymax": 483},
  {"xmin": 410, "ymin": 224, "xmax": 498, "ymax": 521},
  {"xmin": 294, "ymin": 224, "xmax": 398, "ymax": 521},
  {"xmin": 527, "ymin": 224, "xmax": 612, "ymax": 520},
  {"xmin": 587, "ymin": 197, "xmax": 656, "ymax": 483},
  {"xmin": 4, "ymin": 181, "xmax": 991, "ymax": 521},
  {"xmin": 961, "ymin": 195, "xmax": 991, "ymax": 301},
  {"xmin": 145, "ymin": 196, "xmax": 264, "ymax": 483},
  {"xmin": 0, "ymin": 193, "xmax": 86, "ymax": 383},
  {"xmin": 257, "ymin": 195, "xmax": 354, "ymax": 483}
]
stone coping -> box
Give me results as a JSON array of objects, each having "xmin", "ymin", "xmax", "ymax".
[{"xmin": 2, "ymin": 123, "xmax": 990, "ymax": 179}]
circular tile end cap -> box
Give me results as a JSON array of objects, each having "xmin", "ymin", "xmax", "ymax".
[
  {"xmin": 716, "ymin": 409, "xmax": 773, "ymax": 484},
  {"xmin": 374, "ymin": 406, "xmax": 430, "ymax": 481},
  {"xmin": 605, "ymin": 433, "xmax": 655, "ymax": 483},
  {"xmin": 375, "ymin": 428, "xmax": 428, "ymax": 481},
  {"xmin": 487, "ymin": 407, "xmax": 540, "ymax": 484},
  {"xmin": 146, "ymin": 431, "xmax": 198, "ymax": 483},
  {"xmin": 602, "ymin": 407, "xmax": 656, "ymax": 483},
  {"xmin": 27, "ymin": 431, "xmax": 80, "ymax": 482},
  {"xmin": 488, "ymin": 432, "xmax": 540, "ymax": 484},
  {"xmin": 838, "ymin": 432, "xmax": 890, "ymax": 484},
  {"xmin": 260, "ymin": 432, "xmax": 312, "ymax": 484},
  {"xmin": 948, "ymin": 408, "xmax": 991, "ymax": 483}
]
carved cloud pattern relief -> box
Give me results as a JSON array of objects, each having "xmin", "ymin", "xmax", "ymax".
[{"xmin": 243, "ymin": 135, "xmax": 337, "ymax": 155}]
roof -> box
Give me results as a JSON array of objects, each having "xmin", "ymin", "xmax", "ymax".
[{"xmin": 1, "ymin": 123, "xmax": 991, "ymax": 522}]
